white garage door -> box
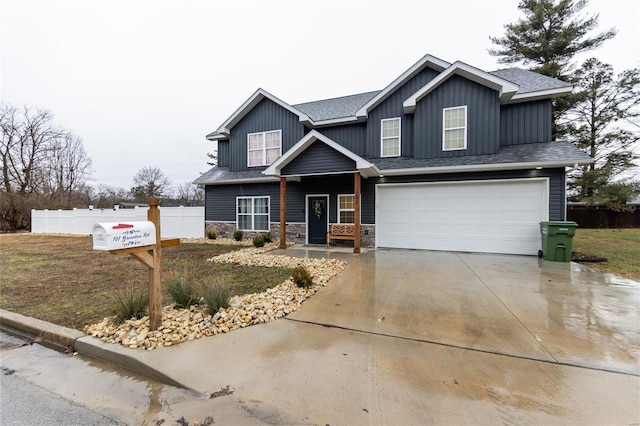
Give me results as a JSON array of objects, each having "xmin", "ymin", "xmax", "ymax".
[{"xmin": 376, "ymin": 179, "xmax": 549, "ymax": 255}]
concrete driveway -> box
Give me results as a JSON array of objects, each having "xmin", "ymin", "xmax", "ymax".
[
  {"xmin": 290, "ymin": 249, "xmax": 640, "ymax": 376},
  {"xmin": 97, "ymin": 249, "xmax": 639, "ymax": 424}
]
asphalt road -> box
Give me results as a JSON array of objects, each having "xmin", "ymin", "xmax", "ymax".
[
  {"xmin": 0, "ymin": 329, "xmax": 119, "ymax": 425},
  {"xmin": 0, "ymin": 328, "xmax": 241, "ymax": 425}
]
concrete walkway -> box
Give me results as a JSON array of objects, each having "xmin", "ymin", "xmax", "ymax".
[{"xmin": 3, "ymin": 249, "xmax": 639, "ymax": 424}]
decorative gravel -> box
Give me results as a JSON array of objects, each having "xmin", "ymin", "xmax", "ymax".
[{"xmin": 84, "ymin": 243, "xmax": 346, "ymax": 350}]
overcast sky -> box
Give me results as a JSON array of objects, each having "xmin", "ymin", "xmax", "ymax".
[{"xmin": 1, "ymin": 0, "xmax": 638, "ymax": 191}]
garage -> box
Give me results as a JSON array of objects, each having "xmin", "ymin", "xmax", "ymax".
[{"xmin": 376, "ymin": 179, "xmax": 549, "ymax": 255}]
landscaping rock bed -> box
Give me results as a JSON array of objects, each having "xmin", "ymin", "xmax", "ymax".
[{"xmin": 84, "ymin": 243, "xmax": 346, "ymax": 350}]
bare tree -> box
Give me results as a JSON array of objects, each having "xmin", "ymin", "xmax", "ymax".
[
  {"xmin": 172, "ymin": 182, "xmax": 205, "ymax": 206},
  {"xmin": 0, "ymin": 103, "xmax": 94, "ymax": 229},
  {"xmin": 131, "ymin": 166, "xmax": 170, "ymax": 201},
  {"xmin": 47, "ymin": 133, "xmax": 94, "ymax": 207}
]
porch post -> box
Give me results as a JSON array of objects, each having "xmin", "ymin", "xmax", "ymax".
[
  {"xmin": 279, "ymin": 176, "xmax": 287, "ymax": 249},
  {"xmin": 354, "ymin": 171, "xmax": 361, "ymax": 254}
]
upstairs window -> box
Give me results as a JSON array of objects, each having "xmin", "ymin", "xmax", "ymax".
[
  {"xmin": 338, "ymin": 194, "xmax": 356, "ymax": 224},
  {"xmin": 443, "ymin": 106, "xmax": 467, "ymax": 151},
  {"xmin": 381, "ymin": 118, "xmax": 401, "ymax": 157},
  {"xmin": 248, "ymin": 130, "xmax": 281, "ymax": 167},
  {"xmin": 237, "ymin": 196, "xmax": 269, "ymax": 231}
]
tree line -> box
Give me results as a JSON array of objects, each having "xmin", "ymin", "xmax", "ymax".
[
  {"xmin": 490, "ymin": 0, "xmax": 639, "ymax": 209},
  {"xmin": 0, "ymin": 104, "xmax": 203, "ymax": 231}
]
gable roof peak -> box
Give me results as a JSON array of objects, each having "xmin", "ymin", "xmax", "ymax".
[
  {"xmin": 206, "ymin": 88, "xmax": 309, "ymax": 141},
  {"xmin": 355, "ymin": 54, "xmax": 451, "ymax": 118}
]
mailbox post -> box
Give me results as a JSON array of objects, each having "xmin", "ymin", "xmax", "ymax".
[
  {"xmin": 147, "ymin": 198, "xmax": 162, "ymax": 330},
  {"xmin": 92, "ymin": 197, "xmax": 179, "ymax": 331}
]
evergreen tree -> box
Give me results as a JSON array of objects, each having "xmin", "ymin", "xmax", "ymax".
[
  {"xmin": 489, "ymin": 0, "xmax": 616, "ymax": 138},
  {"xmin": 566, "ymin": 59, "xmax": 640, "ymax": 209}
]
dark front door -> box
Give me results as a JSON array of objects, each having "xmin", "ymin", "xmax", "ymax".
[{"xmin": 307, "ymin": 196, "xmax": 328, "ymax": 244}]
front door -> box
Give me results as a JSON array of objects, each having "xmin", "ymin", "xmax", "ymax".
[{"xmin": 307, "ymin": 196, "xmax": 328, "ymax": 244}]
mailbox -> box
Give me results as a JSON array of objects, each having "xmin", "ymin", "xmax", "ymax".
[{"xmin": 92, "ymin": 221, "xmax": 156, "ymax": 251}]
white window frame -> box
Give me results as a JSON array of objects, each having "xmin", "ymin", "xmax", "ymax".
[
  {"xmin": 442, "ymin": 106, "xmax": 467, "ymax": 151},
  {"xmin": 337, "ymin": 194, "xmax": 360, "ymax": 224},
  {"xmin": 380, "ymin": 117, "xmax": 401, "ymax": 157},
  {"xmin": 247, "ymin": 129, "xmax": 282, "ymax": 167},
  {"xmin": 236, "ymin": 196, "xmax": 270, "ymax": 231}
]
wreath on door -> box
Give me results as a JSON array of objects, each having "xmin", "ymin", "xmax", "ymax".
[{"xmin": 313, "ymin": 200, "xmax": 323, "ymax": 219}]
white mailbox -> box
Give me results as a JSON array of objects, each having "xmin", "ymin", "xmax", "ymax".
[{"xmin": 92, "ymin": 221, "xmax": 156, "ymax": 251}]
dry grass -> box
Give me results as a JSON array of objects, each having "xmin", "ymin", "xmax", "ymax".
[
  {"xmin": 572, "ymin": 228, "xmax": 640, "ymax": 280},
  {"xmin": 0, "ymin": 234, "xmax": 291, "ymax": 329}
]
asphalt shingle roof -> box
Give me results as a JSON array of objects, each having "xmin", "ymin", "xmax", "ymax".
[
  {"xmin": 193, "ymin": 167, "xmax": 270, "ymax": 185},
  {"xmin": 293, "ymin": 91, "xmax": 379, "ymax": 122},
  {"xmin": 489, "ymin": 68, "xmax": 572, "ymax": 93},
  {"xmin": 375, "ymin": 141, "xmax": 591, "ymax": 170},
  {"xmin": 195, "ymin": 141, "xmax": 591, "ymax": 184},
  {"xmin": 289, "ymin": 68, "xmax": 569, "ymax": 122}
]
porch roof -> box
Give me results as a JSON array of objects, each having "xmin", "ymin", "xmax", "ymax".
[{"xmin": 263, "ymin": 130, "xmax": 380, "ymax": 178}]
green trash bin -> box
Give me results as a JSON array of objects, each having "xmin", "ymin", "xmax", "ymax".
[{"xmin": 539, "ymin": 221, "xmax": 578, "ymax": 262}]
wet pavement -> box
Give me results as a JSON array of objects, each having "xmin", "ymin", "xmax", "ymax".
[
  {"xmin": 291, "ymin": 249, "xmax": 640, "ymax": 375},
  {"xmin": 112, "ymin": 249, "xmax": 639, "ymax": 424},
  {"xmin": 2, "ymin": 249, "xmax": 639, "ymax": 424},
  {"xmin": 0, "ymin": 329, "xmax": 261, "ymax": 425}
]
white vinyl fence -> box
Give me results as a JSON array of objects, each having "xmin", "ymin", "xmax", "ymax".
[{"xmin": 31, "ymin": 206, "xmax": 205, "ymax": 238}]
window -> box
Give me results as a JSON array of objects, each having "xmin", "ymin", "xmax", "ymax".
[
  {"xmin": 338, "ymin": 194, "xmax": 355, "ymax": 224},
  {"xmin": 248, "ymin": 130, "xmax": 281, "ymax": 167},
  {"xmin": 237, "ymin": 196, "xmax": 269, "ymax": 231},
  {"xmin": 381, "ymin": 118, "xmax": 401, "ymax": 157},
  {"xmin": 443, "ymin": 106, "xmax": 467, "ymax": 151}
]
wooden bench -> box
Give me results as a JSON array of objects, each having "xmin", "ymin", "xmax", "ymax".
[{"xmin": 326, "ymin": 224, "xmax": 356, "ymax": 248}]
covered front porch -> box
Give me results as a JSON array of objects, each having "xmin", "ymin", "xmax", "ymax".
[{"xmin": 263, "ymin": 130, "xmax": 381, "ymax": 254}]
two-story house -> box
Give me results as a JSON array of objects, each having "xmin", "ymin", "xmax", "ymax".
[{"xmin": 194, "ymin": 54, "xmax": 592, "ymax": 255}]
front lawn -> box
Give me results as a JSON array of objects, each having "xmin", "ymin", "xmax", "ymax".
[
  {"xmin": 0, "ymin": 234, "xmax": 292, "ymax": 329},
  {"xmin": 572, "ymin": 228, "xmax": 640, "ymax": 280}
]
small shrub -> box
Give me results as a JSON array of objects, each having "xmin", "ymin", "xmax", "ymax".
[
  {"xmin": 200, "ymin": 277, "xmax": 231, "ymax": 314},
  {"xmin": 112, "ymin": 286, "xmax": 149, "ymax": 324},
  {"xmin": 165, "ymin": 274, "xmax": 198, "ymax": 308},
  {"xmin": 253, "ymin": 234, "xmax": 265, "ymax": 247},
  {"xmin": 291, "ymin": 266, "xmax": 313, "ymax": 288},
  {"xmin": 233, "ymin": 230, "xmax": 243, "ymax": 241},
  {"xmin": 206, "ymin": 227, "xmax": 217, "ymax": 240},
  {"xmin": 261, "ymin": 232, "xmax": 272, "ymax": 243}
]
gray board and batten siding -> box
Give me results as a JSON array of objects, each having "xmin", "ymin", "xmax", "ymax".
[
  {"xmin": 227, "ymin": 98, "xmax": 305, "ymax": 172},
  {"xmin": 500, "ymin": 100, "xmax": 552, "ymax": 145},
  {"xmin": 412, "ymin": 75, "xmax": 501, "ymax": 159},
  {"xmin": 215, "ymin": 76, "xmax": 554, "ymax": 171},
  {"xmin": 282, "ymin": 142, "xmax": 357, "ymax": 176},
  {"xmin": 205, "ymin": 168, "xmax": 566, "ymax": 226},
  {"xmin": 217, "ymin": 140, "xmax": 230, "ymax": 167},
  {"xmin": 365, "ymin": 66, "xmax": 440, "ymax": 158}
]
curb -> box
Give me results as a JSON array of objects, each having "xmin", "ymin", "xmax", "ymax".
[
  {"xmin": 0, "ymin": 309, "xmax": 83, "ymax": 352},
  {"xmin": 0, "ymin": 309, "xmax": 190, "ymax": 390}
]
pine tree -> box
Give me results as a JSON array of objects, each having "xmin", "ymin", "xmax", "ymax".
[{"xmin": 489, "ymin": 0, "xmax": 616, "ymax": 138}]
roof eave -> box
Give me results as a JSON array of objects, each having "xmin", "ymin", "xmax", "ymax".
[
  {"xmin": 505, "ymin": 86, "xmax": 573, "ymax": 104},
  {"xmin": 378, "ymin": 158, "xmax": 594, "ymax": 176},
  {"xmin": 195, "ymin": 176, "xmax": 296, "ymax": 186}
]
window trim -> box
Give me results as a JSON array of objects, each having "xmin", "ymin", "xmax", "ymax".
[
  {"xmin": 247, "ymin": 129, "xmax": 282, "ymax": 167},
  {"xmin": 442, "ymin": 106, "xmax": 467, "ymax": 151},
  {"xmin": 337, "ymin": 193, "xmax": 360, "ymax": 224},
  {"xmin": 236, "ymin": 196, "xmax": 270, "ymax": 232},
  {"xmin": 380, "ymin": 117, "xmax": 401, "ymax": 158}
]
